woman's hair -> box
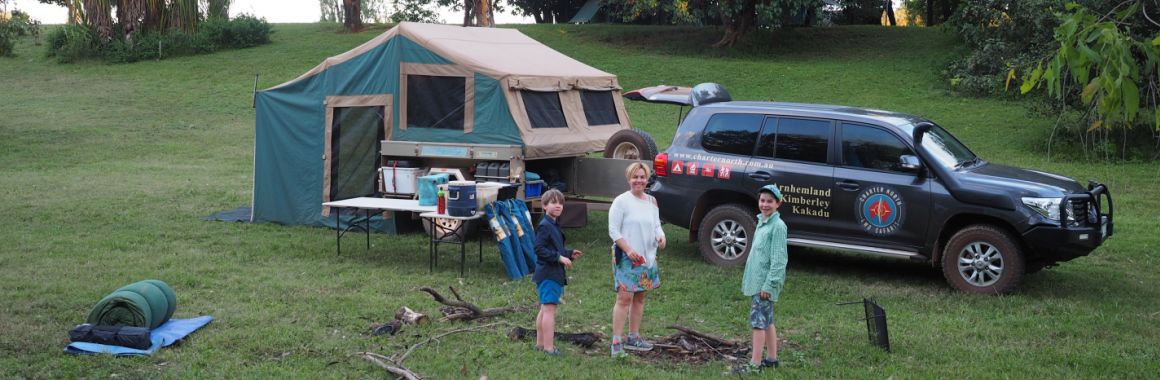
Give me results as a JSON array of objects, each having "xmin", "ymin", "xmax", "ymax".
[
  {"xmin": 541, "ymin": 188, "xmax": 565, "ymax": 205},
  {"xmin": 624, "ymin": 162, "xmax": 652, "ymax": 181}
]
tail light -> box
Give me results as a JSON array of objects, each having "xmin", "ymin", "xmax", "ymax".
[{"xmin": 654, "ymin": 152, "xmax": 669, "ymax": 177}]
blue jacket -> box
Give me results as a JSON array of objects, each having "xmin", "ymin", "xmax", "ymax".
[{"xmin": 533, "ymin": 216, "xmax": 574, "ymax": 285}]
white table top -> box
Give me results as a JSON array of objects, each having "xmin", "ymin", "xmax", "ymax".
[
  {"xmin": 420, "ymin": 211, "xmax": 483, "ymax": 221},
  {"xmin": 322, "ymin": 197, "xmax": 437, "ymax": 213}
]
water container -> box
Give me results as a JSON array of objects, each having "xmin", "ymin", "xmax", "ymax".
[
  {"xmin": 498, "ymin": 163, "xmax": 510, "ymax": 180},
  {"xmin": 475, "ymin": 162, "xmax": 490, "ymax": 180},
  {"xmin": 486, "ymin": 163, "xmax": 501, "ymax": 181},
  {"xmin": 447, "ymin": 181, "xmax": 477, "ymax": 217}
]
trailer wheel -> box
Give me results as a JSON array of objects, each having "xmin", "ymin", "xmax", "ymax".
[
  {"xmin": 697, "ymin": 204, "xmax": 756, "ymax": 267},
  {"xmin": 603, "ymin": 128, "xmax": 658, "ymax": 161},
  {"xmin": 941, "ymin": 224, "xmax": 1024, "ymax": 294},
  {"xmin": 422, "ymin": 217, "xmax": 476, "ymax": 241}
]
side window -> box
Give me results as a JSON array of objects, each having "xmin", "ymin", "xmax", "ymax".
[
  {"xmin": 406, "ymin": 75, "xmax": 466, "ymax": 130},
  {"xmin": 700, "ymin": 113, "xmax": 764, "ymax": 156},
  {"xmin": 773, "ymin": 118, "xmax": 831, "ymax": 164},
  {"xmin": 754, "ymin": 117, "xmax": 778, "ymax": 158},
  {"xmin": 580, "ymin": 90, "xmax": 619, "ymax": 126},
  {"xmin": 841, "ymin": 123, "xmax": 913, "ymax": 173},
  {"xmin": 520, "ymin": 91, "xmax": 568, "ymax": 128}
]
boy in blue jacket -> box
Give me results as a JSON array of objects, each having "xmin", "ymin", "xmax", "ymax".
[{"xmin": 533, "ymin": 189, "xmax": 582, "ymax": 355}]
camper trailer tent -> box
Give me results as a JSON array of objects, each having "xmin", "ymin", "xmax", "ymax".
[{"xmin": 252, "ymin": 22, "xmax": 631, "ymax": 231}]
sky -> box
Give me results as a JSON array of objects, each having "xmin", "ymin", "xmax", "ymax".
[{"xmin": 8, "ymin": 0, "xmax": 531, "ymax": 24}]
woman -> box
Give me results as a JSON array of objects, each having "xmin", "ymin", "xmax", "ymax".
[{"xmin": 608, "ymin": 162, "xmax": 666, "ymax": 358}]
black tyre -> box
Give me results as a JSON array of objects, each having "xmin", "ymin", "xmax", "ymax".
[
  {"xmin": 941, "ymin": 224, "xmax": 1025, "ymax": 294},
  {"xmin": 422, "ymin": 217, "xmax": 476, "ymax": 241},
  {"xmin": 697, "ymin": 204, "xmax": 757, "ymax": 267},
  {"xmin": 603, "ymin": 128, "xmax": 659, "ymax": 161}
]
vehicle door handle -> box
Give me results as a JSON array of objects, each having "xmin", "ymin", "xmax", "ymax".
[
  {"xmin": 749, "ymin": 171, "xmax": 772, "ymax": 181},
  {"xmin": 836, "ymin": 180, "xmax": 860, "ymax": 192}
]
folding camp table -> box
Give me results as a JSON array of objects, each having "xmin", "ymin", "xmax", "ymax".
[{"xmin": 321, "ymin": 197, "xmax": 435, "ymax": 256}]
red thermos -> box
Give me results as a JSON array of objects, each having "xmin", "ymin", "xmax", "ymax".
[{"xmin": 437, "ymin": 189, "xmax": 446, "ymax": 214}]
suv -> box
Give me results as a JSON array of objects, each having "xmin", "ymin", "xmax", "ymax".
[{"xmin": 633, "ymin": 84, "xmax": 1114, "ymax": 294}]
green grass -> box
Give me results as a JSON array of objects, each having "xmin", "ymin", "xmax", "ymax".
[{"xmin": 2, "ymin": 23, "xmax": 1159, "ymax": 378}]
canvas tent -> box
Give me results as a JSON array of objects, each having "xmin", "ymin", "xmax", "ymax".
[{"xmin": 252, "ymin": 22, "xmax": 631, "ymax": 230}]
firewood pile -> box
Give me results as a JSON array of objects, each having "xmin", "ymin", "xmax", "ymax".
[{"xmin": 632, "ymin": 325, "xmax": 750, "ymax": 364}]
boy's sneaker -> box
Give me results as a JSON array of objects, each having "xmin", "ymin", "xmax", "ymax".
[
  {"xmin": 761, "ymin": 358, "xmax": 780, "ymax": 368},
  {"xmin": 610, "ymin": 343, "xmax": 628, "ymax": 359},
  {"xmin": 731, "ymin": 362, "xmax": 762, "ymax": 374},
  {"xmin": 624, "ymin": 334, "xmax": 654, "ymax": 351},
  {"xmin": 543, "ymin": 347, "xmax": 561, "ymax": 356}
]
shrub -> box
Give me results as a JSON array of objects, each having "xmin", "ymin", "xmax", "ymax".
[
  {"xmin": 0, "ymin": 21, "xmax": 14, "ymax": 57},
  {"xmin": 45, "ymin": 24, "xmax": 98, "ymax": 63}
]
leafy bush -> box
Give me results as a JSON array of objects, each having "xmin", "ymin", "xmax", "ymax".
[
  {"xmin": 44, "ymin": 14, "xmax": 271, "ymax": 63},
  {"xmin": 45, "ymin": 24, "xmax": 99, "ymax": 63},
  {"xmin": 0, "ymin": 21, "xmax": 14, "ymax": 57},
  {"xmin": 943, "ymin": 0, "xmax": 1066, "ymax": 96}
]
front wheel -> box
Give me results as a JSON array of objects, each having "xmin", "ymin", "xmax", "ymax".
[
  {"xmin": 941, "ymin": 225, "xmax": 1025, "ymax": 294},
  {"xmin": 697, "ymin": 204, "xmax": 756, "ymax": 267}
]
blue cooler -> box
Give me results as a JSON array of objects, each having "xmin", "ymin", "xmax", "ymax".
[
  {"xmin": 447, "ymin": 181, "xmax": 477, "ymax": 216},
  {"xmin": 418, "ymin": 173, "xmax": 450, "ymax": 206}
]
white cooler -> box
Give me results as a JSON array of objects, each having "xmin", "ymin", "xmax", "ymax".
[{"xmin": 381, "ymin": 167, "xmax": 422, "ymax": 195}]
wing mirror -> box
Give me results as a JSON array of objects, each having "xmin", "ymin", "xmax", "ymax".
[{"xmin": 898, "ymin": 155, "xmax": 922, "ymax": 172}]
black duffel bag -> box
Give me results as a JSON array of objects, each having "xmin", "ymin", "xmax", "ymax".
[{"xmin": 68, "ymin": 324, "xmax": 153, "ymax": 349}]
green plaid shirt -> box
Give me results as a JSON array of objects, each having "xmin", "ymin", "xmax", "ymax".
[{"xmin": 742, "ymin": 211, "xmax": 788, "ymax": 302}]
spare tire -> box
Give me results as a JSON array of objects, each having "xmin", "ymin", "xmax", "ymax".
[{"xmin": 603, "ymin": 128, "xmax": 658, "ymax": 161}]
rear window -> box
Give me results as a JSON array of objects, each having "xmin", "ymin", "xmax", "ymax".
[
  {"xmin": 406, "ymin": 75, "xmax": 465, "ymax": 130},
  {"xmin": 521, "ymin": 91, "xmax": 568, "ymax": 129},
  {"xmin": 700, "ymin": 113, "xmax": 764, "ymax": 156}
]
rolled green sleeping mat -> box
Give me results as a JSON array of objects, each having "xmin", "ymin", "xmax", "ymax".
[{"xmin": 86, "ymin": 280, "xmax": 177, "ymax": 329}]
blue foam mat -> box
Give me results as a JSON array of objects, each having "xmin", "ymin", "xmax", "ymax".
[{"xmin": 65, "ymin": 316, "xmax": 214, "ymax": 356}]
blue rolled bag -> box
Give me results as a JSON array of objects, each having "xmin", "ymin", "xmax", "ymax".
[
  {"xmin": 505, "ymin": 199, "xmax": 538, "ymax": 274},
  {"xmin": 484, "ymin": 202, "xmax": 524, "ymax": 279},
  {"xmin": 495, "ymin": 200, "xmax": 530, "ymax": 275}
]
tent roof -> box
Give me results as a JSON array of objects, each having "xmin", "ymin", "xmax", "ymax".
[{"xmin": 267, "ymin": 22, "xmax": 615, "ymax": 91}]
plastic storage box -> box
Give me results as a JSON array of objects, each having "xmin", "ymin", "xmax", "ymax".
[
  {"xmin": 381, "ymin": 167, "xmax": 423, "ymax": 195},
  {"xmin": 524, "ymin": 180, "xmax": 545, "ymax": 198},
  {"xmin": 476, "ymin": 182, "xmax": 519, "ymax": 208}
]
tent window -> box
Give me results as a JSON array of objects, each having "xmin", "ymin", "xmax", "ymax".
[
  {"xmin": 581, "ymin": 90, "xmax": 619, "ymax": 126},
  {"xmin": 521, "ymin": 91, "xmax": 568, "ymax": 129},
  {"xmin": 330, "ymin": 106, "xmax": 385, "ymax": 201},
  {"xmin": 406, "ymin": 75, "xmax": 466, "ymax": 130}
]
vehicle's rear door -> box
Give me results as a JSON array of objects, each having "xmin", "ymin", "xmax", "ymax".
[
  {"xmin": 830, "ymin": 122, "xmax": 931, "ymax": 249},
  {"xmin": 745, "ymin": 117, "xmax": 836, "ymax": 237}
]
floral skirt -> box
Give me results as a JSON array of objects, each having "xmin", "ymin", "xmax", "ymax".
[{"xmin": 612, "ymin": 256, "xmax": 661, "ymax": 293}]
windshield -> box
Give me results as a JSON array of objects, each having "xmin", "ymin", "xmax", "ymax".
[{"xmin": 919, "ymin": 124, "xmax": 977, "ymax": 169}]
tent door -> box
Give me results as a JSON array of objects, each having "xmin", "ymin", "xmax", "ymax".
[{"xmin": 322, "ymin": 95, "xmax": 393, "ymax": 216}]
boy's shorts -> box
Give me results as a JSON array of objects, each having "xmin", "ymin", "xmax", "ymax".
[
  {"xmin": 537, "ymin": 280, "xmax": 563, "ymax": 305},
  {"xmin": 749, "ymin": 295, "xmax": 776, "ymax": 329}
]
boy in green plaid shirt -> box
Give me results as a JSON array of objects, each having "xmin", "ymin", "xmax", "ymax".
[{"xmin": 735, "ymin": 184, "xmax": 788, "ymax": 373}]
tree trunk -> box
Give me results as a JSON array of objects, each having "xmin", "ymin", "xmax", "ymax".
[
  {"xmin": 343, "ymin": 0, "xmax": 362, "ymax": 32},
  {"xmin": 713, "ymin": 0, "xmax": 756, "ymax": 48},
  {"xmin": 925, "ymin": 0, "xmax": 934, "ymax": 26},
  {"xmin": 884, "ymin": 0, "xmax": 897, "ymax": 26},
  {"xmin": 462, "ymin": 0, "xmax": 474, "ymax": 26},
  {"xmin": 82, "ymin": 0, "xmax": 113, "ymax": 42}
]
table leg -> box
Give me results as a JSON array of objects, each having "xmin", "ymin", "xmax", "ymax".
[
  {"xmin": 335, "ymin": 208, "xmax": 341, "ymax": 256},
  {"xmin": 428, "ymin": 217, "xmax": 435, "ymax": 273},
  {"xmin": 477, "ymin": 222, "xmax": 483, "ymax": 263},
  {"xmin": 365, "ymin": 208, "xmax": 371, "ymax": 251}
]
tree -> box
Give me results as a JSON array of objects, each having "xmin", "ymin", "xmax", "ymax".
[
  {"xmin": 342, "ymin": 0, "xmax": 362, "ymax": 32},
  {"xmin": 601, "ymin": 1, "xmax": 826, "ymax": 47},
  {"xmin": 507, "ymin": 0, "xmax": 585, "ymax": 24}
]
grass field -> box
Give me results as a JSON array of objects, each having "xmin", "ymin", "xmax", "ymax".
[{"xmin": 2, "ymin": 23, "xmax": 1158, "ymax": 378}]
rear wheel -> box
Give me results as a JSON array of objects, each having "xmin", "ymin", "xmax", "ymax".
[
  {"xmin": 603, "ymin": 128, "xmax": 659, "ymax": 161},
  {"xmin": 941, "ymin": 225, "xmax": 1024, "ymax": 294},
  {"xmin": 697, "ymin": 204, "xmax": 756, "ymax": 267}
]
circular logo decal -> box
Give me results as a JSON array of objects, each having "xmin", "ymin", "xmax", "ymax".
[{"xmin": 856, "ymin": 186, "xmax": 905, "ymax": 236}]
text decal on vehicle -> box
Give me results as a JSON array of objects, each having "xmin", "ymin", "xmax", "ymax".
[{"xmin": 856, "ymin": 186, "xmax": 905, "ymax": 236}]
